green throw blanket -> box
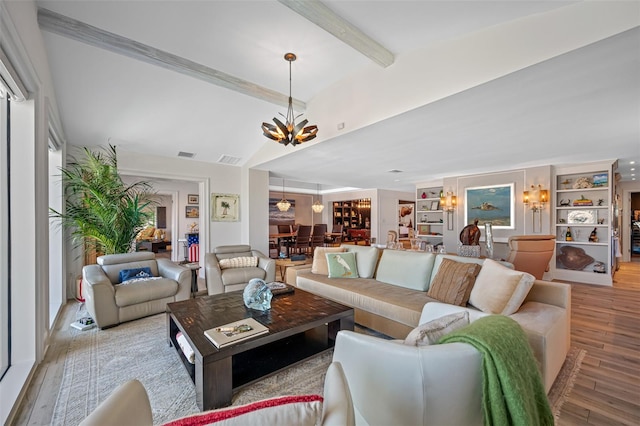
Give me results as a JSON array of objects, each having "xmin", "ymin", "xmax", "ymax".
[{"xmin": 439, "ymin": 315, "xmax": 553, "ymax": 426}]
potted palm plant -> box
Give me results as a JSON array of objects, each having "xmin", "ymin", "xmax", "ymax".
[{"xmin": 50, "ymin": 145, "xmax": 156, "ymax": 257}]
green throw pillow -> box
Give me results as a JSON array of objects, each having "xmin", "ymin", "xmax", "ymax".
[{"xmin": 326, "ymin": 252, "xmax": 359, "ymax": 278}]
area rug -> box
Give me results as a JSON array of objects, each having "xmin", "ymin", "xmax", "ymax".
[{"xmin": 52, "ymin": 312, "xmax": 584, "ymax": 425}]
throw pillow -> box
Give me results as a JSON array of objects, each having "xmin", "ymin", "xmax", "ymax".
[
  {"xmin": 326, "ymin": 252, "xmax": 359, "ymax": 279},
  {"xmin": 119, "ymin": 267, "xmax": 153, "ymax": 283},
  {"xmin": 468, "ymin": 259, "xmax": 535, "ymax": 315},
  {"xmin": 311, "ymin": 247, "xmax": 346, "ymax": 275},
  {"xmin": 218, "ymin": 256, "xmax": 258, "ymax": 270},
  {"xmin": 427, "ymin": 258, "xmax": 482, "ymax": 306},
  {"xmin": 163, "ymin": 395, "xmax": 323, "ymax": 426},
  {"xmin": 403, "ymin": 311, "xmax": 469, "ymax": 346}
]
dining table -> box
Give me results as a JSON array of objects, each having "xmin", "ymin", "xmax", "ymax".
[{"xmin": 269, "ymin": 232, "xmax": 296, "ymax": 257}]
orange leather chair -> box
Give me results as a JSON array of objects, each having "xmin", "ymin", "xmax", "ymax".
[{"xmin": 506, "ymin": 235, "xmax": 556, "ymax": 280}]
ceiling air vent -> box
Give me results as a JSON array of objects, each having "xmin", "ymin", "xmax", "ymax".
[
  {"xmin": 387, "ymin": 169, "xmax": 403, "ymax": 173},
  {"xmin": 217, "ymin": 155, "xmax": 241, "ymax": 165},
  {"xmin": 177, "ymin": 151, "xmax": 195, "ymax": 159}
]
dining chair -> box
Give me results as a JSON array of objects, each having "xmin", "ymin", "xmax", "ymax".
[
  {"xmin": 311, "ymin": 224, "xmax": 328, "ymax": 251},
  {"xmin": 325, "ymin": 224, "xmax": 344, "ymax": 246},
  {"xmin": 290, "ymin": 225, "xmax": 312, "ymax": 256}
]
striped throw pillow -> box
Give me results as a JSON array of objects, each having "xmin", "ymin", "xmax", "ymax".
[{"xmin": 218, "ymin": 256, "xmax": 258, "ymax": 269}]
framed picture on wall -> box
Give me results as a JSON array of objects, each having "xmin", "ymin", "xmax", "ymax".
[
  {"xmin": 212, "ymin": 193, "xmax": 239, "ymax": 222},
  {"xmin": 464, "ymin": 183, "xmax": 514, "ymax": 229},
  {"xmin": 185, "ymin": 205, "xmax": 199, "ymax": 218},
  {"xmin": 188, "ymin": 194, "xmax": 199, "ymax": 204}
]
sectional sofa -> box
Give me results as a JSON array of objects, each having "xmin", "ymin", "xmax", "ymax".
[{"xmin": 286, "ymin": 245, "xmax": 571, "ymax": 392}]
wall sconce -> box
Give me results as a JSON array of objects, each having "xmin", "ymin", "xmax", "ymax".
[
  {"xmin": 440, "ymin": 191, "xmax": 457, "ymax": 230},
  {"xmin": 523, "ymin": 184, "xmax": 548, "ymax": 232}
]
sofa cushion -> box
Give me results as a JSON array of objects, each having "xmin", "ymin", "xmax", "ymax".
[
  {"xmin": 297, "ymin": 271, "xmax": 437, "ymax": 327},
  {"xmin": 403, "ymin": 311, "xmax": 469, "ymax": 346},
  {"xmin": 326, "ymin": 252, "xmax": 359, "ymax": 278},
  {"xmin": 342, "ymin": 245, "xmax": 380, "ymax": 278},
  {"xmin": 114, "ymin": 278, "xmax": 178, "ymax": 307},
  {"xmin": 375, "ymin": 250, "xmax": 436, "ymax": 291},
  {"xmin": 119, "ymin": 267, "xmax": 153, "ymax": 283},
  {"xmin": 469, "ymin": 259, "xmax": 535, "ymax": 315},
  {"xmin": 218, "ymin": 256, "xmax": 258, "ymax": 269},
  {"xmin": 221, "ymin": 267, "xmax": 267, "ymax": 286},
  {"xmin": 100, "ymin": 258, "xmax": 159, "ymax": 284},
  {"xmin": 312, "ymin": 247, "xmax": 346, "ymax": 275},
  {"xmin": 427, "ymin": 259, "xmax": 481, "ymax": 306}
]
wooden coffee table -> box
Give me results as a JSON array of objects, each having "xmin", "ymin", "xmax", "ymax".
[{"xmin": 167, "ymin": 289, "xmax": 354, "ymax": 411}]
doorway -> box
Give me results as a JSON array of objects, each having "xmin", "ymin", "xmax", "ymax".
[{"xmin": 631, "ymin": 192, "xmax": 640, "ymax": 261}]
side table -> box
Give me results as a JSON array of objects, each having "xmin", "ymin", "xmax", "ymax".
[
  {"xmin": 184, "ymin": 263, "xmax": 201, "ymax": 297},
  {"xmin": 275, "ymin": 257, "xmax": 311, "ymax": 281}
]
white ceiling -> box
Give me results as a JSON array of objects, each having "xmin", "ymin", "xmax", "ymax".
[{"xmin": 37, "ymin": 0, "xmax": 640, "ymax": 192}]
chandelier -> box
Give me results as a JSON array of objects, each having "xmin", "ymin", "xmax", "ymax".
[
  {"xmin": 262, "ymin": 53, "xmax": 318, "ymax": 146},
  {"xmin": 312, "ymin": 184, "xmax": 324, "ymax": 213},
  {"xmin": 276, "ymin": 178, "xmax": 291, "ymax": 212}
]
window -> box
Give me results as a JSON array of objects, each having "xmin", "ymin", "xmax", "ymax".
[{"xmin": 0, "ymin": 88, "xmax": 10, "ymax": 379}]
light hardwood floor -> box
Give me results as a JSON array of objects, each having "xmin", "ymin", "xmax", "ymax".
[
  {"xmin": 557, "ymin": 260, "xmax": 640, "ymax": 425},
  {"xmin": 10, "ymin": 263, "xmax": 640, "ymax": 425}
]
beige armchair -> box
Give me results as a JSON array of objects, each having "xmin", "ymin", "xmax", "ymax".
[
  {"xmin": 80, "ymin": 362, "xmax": 354, "ymax": 426},
  {"xmin": 507, "ymin": 235, "xmax": 556, "ymax": 280},
  {"xmin": 205, "ymin": 245, "xmax": 276, "ymax": 295},
  {"xmin": 83, "ymin": 252, "xmax": 191, "ymax": 329}
]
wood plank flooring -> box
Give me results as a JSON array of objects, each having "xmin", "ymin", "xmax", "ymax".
[
  {"xmin": 9, "ymin": 263, "xmax": 640, "ymax": 425},
  {"xmin": 557, "ymin": 260, "xmax": 640, "ymax": 426}
]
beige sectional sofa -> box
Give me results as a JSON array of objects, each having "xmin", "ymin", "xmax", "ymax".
[{"xmin": 286, "ymin": 245, "xmax": 571, "ymax": 392}]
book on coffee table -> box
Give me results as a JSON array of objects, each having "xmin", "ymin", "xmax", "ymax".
[
  {"xmin": 204, "ymin": 317, "xmax": 268, "ymax": 349},
  {"xmin": 267, "ymin": 281, "xmax": 295, "ymax": 295}
]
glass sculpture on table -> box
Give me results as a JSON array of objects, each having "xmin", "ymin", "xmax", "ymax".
[{"xmin": 243, "ymin": 278, "xmax": 273, "ymax": 311}]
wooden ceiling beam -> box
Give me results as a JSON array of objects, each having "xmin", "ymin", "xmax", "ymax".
[
  {"xmin": 37, "ymin": 7, "xmax": 305, "ymax": 110},
  {"xmin": 278, "ymin": 0, "xmax": 394, "ymax": 68}
]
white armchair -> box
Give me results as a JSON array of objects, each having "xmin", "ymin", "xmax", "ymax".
[
  {"xmin": 83, "ymin": 252, "xmax": 191, "ymax": 328},
  {"xmin": 332, "ymin": 330, "xmax": 483, "ymax": 426},
  {"xmin": 80, "ymin": 362, "xmax": 354, "ymax": 426},
  {"xmin": 205, "ymin": 244, "xmax": 276, "ymax": 294}
]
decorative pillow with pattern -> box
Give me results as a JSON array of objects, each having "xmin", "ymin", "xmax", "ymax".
[
  {"xmin": 469, "ymin": 258, "xmax": 535, "ymax": 315},
  {"xmin": 219, "ymin": 256, "xmax": 259, "ymax": 269},
  {"xmin": 403, "ymin": 311, "xmax": 470, "ymax": 346},
  {"xmin": 119, "ymin": 267, "xmax": 153, "ymax": 283},
  {"xmin": 163, "ymin": 395, "xmax": 323, "ymax": 426},
  {"xmin": 427, "ymin": 258, "xmax": 482, "ymax": 306},
  {"xmin": 326, "ymin": 252, "xmax": 359, "ymax": 279}
]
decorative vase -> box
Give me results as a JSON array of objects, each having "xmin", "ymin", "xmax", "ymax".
[
  {"xmin": 421, "ymin": 192, "xmax": 427, "ymax": 199},
  {"xmin": 485, "ymin": 222, "xmax": 494, "ymax": 259}
]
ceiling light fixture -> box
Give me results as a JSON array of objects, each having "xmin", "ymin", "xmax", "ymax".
[
  {"xmin": 262, "ymin": 53, "xmax": 318, "ymax": 146},
  {"xmin": 276, "ymin": 178, "xmax": 291, "ymax": 212},
  {"xmin": 312, "ymin": 184, "xmax": 324, "ymax": 213}
]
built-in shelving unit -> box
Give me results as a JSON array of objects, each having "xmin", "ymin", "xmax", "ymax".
[
  {"xmin": 553, "ymin": 163, "xmax": 615, "ymax": 285},
  {"xmin": 332, "ymin": 199, "xmax": 371, "ymax": 230},
  {"xmin": 415, "ymin": 186, "xmax": 444, "ymax": 245}
]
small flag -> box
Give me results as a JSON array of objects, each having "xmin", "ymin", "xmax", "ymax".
[{"xmin": 189, "ymin": 243, "xmax": 199, "ymax": 262}]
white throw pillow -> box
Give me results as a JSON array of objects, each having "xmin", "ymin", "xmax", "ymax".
[
  {"xmin": 311, "ymin": 247, "xmax": 346, "ymax": 275},
  {"xmin": 164, "ymin": 395, "xmax": 323, "ymax": 426},
  {"xmin": 469, "ymin": 259, "xmax": 535, "ymax": 315},
  {"xmin": 403, "ymin": 311, "xmax": 470, "ymax": 346},
  {"xmin": 218, "ymin": 256, "xmax": 258, "ymax": 269}
]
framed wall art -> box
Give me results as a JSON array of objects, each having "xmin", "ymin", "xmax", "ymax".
[
  {"xmin": 187, "ymin": 194, "xmax": 199, "ymax": 204},
  {"xmin": 464, "ymin": 183, "xmax": 514, "ymax": 229},
  {"xmin": 211, "ymin": 193, "xmax": 239, "ymax": 222},
  {"xmin": 185, "ymin": 205, "xmax": 199, "ymax": 218}
]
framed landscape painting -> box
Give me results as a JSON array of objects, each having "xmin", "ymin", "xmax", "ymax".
[
  {"xmin": 211, "ymin": 193, "xmax": 239, "ymax": 222},
  {"xmin": 465, "ymin": 183, "xmax": 514, "ymax": 229}
]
